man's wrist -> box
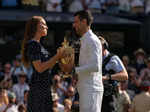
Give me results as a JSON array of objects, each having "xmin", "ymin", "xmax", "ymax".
[{"xmin": 108, "ymin": 75, "xmax": 112, "ymax": 80}]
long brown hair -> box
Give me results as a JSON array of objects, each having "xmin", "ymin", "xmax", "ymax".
[{"xmin": 21, "ymin": 16, "xmax": 44, "ymax": 68}]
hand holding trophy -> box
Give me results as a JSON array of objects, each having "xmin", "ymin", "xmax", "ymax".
[{"xmin": 59, "ymin": 37, "xmax": 75, "ymax": 78}]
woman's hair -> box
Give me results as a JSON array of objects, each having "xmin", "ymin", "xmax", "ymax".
[{"xmin": 21, "ymin": 16, "xmax": 44, "ymax": 67}]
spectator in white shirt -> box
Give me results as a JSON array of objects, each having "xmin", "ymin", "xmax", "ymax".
[
  {"xmin": 12, "ymin": 72, "xmax": 29, "ymax": 104},
  {"xmin": 46, "ymin": 0, "xmax": 62, "ymax": 12}
]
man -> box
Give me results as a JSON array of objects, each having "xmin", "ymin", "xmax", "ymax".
[
  {"xmin": 61, "ymin": 10, "xmax": 104, "ymax": 112},
  {"xmin": 130, "ymin": 81, "xmax": 150, "ymax": 112},
  {"xmin": 99, "ymin": 36, "xmax": 128, "ymax": 112}
]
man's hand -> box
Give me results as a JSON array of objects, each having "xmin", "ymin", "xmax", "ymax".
[{"xmin": 102, "ymin": 75, "xmax": 110, "ymax": 81}]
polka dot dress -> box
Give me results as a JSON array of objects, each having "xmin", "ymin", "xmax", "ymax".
[{"xmin": 26, "ymin": 40, "xmax": 53, "ymax": 112}]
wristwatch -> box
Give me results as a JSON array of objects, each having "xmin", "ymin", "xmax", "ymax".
[{"xmin": 108, "ymin": 75, "xmax": 112, "ymax": 81}]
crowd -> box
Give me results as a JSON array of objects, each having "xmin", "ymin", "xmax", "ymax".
[
  {"xmin": 0, "ymin": 1, "xmax": 150, "ymax": 112},
  {"xmin": 0, "ymin": 47, "xmax": 150, "ymax": 112},
  {"xmin": 0, "ymin": 0, "xmax": 150, "ymax": 15}
]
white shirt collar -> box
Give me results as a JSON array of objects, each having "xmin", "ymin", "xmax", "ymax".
[{"xmin": 80, "ymin": 29, "xmax": 92, "ymax": 42}]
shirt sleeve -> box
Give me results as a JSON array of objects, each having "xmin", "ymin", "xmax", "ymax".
[
  {"xmin": 75, "ymin": 37, "xmax": 101, "ymax": 74},
  {"xmin": 27, "ymin": 41, "xmax": 41, "ymax": 62},
  {"xmin": 106, "ymin": 55, "xmax": 125, "ymax": 72}
]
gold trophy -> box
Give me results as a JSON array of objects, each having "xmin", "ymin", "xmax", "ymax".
[{"xmin": 60, "ymin": 37, "xmax": 74, "ymax": 78}]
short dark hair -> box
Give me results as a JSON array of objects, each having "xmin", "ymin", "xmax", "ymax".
[
  {"xmin": 74, "ymin": 10, "xmax": 93, "ymax": 26},
  {"xmin": 98, "ymin": 36, "xmax": 109, "ymax": 50}
]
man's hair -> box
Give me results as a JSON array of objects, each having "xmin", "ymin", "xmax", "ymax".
[
  {"xmin": 98, "ymin": 36, "xmax": 109, "ymax": 50},
  {"xmin": 74, "ymin": 10, "xmax": 93, "ymax": 26}
]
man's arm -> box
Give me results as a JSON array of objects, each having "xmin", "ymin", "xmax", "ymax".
[
  {"xmin": 75, "ymin": 37, "xmax": 102, "ymax": 75},
  {"xmin": 103, "ymin": 56, "xmax": 128, "ymax": 81}
]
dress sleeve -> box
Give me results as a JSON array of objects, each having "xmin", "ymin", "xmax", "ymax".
[{"xmin": 27, "ymin": 41, "xmax": 41, "ymax": 62}]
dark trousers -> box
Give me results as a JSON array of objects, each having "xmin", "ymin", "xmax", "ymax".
[{"xmin": 102, "ymin": 95, "xmax": 115, "ymax": 112}]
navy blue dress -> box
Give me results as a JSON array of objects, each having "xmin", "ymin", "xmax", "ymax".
[{"xmin": 26, "ymin": 40, "xmax": 53, "ymax": 112}]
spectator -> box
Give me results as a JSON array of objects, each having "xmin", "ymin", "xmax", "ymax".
[
  {"xmin": 1, "ymin": 77, "xmax": 13, "ymax": 92},
  {"xmin": 12, "ymin": 72, "xmax": 29, "ymax": 104},
  {"xmin": 4, "ymin": 92, "xmax": 18, "ymax": 112},
  {"xmin": 0, "ymin": 88, "xmax": 9, "ymax": 112},
  {"xmin": 52, "ymin": 74, "xmax": 68, "ymax": 104},
  {"xmin": 130, "ymin": 81, "xmax": 150, "ymax": 112},
  {"xmin": 64, "ymin": 98, "xmax": 72, "ymax": 112},
  {"xmin": 81, "ymin": 0, "xmax": 105, "ymax": 13},
  {"xmin": 145, "ymin": 0, "xmax": 150, "ymax": 14},
  {"xmin": 122, "ymin": 55, "xmax": 132, "ymax": 72},
  {"xmin": 3, "ymin": 63, "xmax": 12, "ymax": 81},
  {"xmin": 128, "ymin": 67, "xmax": 141, "ymax": 95},
  {"xmin": 18, "ymin": 104, "xmax": 27, "ymax": 112},
  {"xmin": 103, "ymin": 0, "xmax": 119, "ymax": 14},
  {"xmin": 0, "ymin": 62, "xmax": 4, "ymax": 76},
  {"xmin": 65, "ymin": 85, "xmax": 75, "ymax": 102},
  {"xmin": 132, "ymin": 48, "xmax": 147, "ymax": 75},
  {"xmin": 115, "ymin": 81, "xmax": 131, "ymax": 112},
  {"xmin": 61, "ymin": 0, "xmax": 73, "ymax": 12},
  {"xmin": 10, "ymin": 55, "xmax": 27, "ymax": 84},
  {"xmin": 118, "ymin": 0, "xmax": 131, "ymax": 13},
  {"xmin": 23, "ymin": 90, "xmax": 29, "ymax": 107},
  {"xmin": 46, "ymin": 0, "xmax": 62, "ymax": 12},
  {"xmin": 52, "ymin": 93, "xmax": 64, "ymax": 112},
  {"xmin": 69, "ymin": 0, "xmax": 83, "ymax": 13},
  {"xmin": 130, "ymin": 0, "xmax": 144, "ymax": 14},
  {"xmin": 138, "ymin": 56, "xmax": 150, "ymax": 85}
]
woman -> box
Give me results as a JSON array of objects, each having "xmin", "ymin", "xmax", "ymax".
[{"xmin": 21, "ymin": 16, "xmax": 66, "ymax": 112}]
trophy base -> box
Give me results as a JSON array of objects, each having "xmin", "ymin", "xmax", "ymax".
[{"xmin": 61, "ymin": 73, "xmax": 72, "ymax": 79}]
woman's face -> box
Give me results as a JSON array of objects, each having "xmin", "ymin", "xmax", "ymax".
[{"xmin": 37, "ymin": 19, "xmax": 48, "ymax": 37}]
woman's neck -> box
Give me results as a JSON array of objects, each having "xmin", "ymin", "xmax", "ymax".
[{"xmin": 32, "ymin": 33, "xmax": 41, "ymax": 42}]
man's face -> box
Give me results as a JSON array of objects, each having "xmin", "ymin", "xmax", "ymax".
[{"xmin": 73, "ymin": 16, "xmax": 83, "ymax": 37}]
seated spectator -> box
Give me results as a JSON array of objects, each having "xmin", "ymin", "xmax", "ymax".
[
  {"xmin": 2, "ymin": 77, "xmax": 13, "ymax": 92},
  {"xmin": 65, "ymin": 86, "xmax": 79, "ymax": 112},
  {"xmin": 118, "ymin": 0, "xmax": 130, "ymax": 13},
  {"xmin": 18, "ymin": 104, "xmax": 27, "ymax": 112},
  {"xmin": 61, "ymin": 0, "xmax": 73, "ymax": 12},
  {"xmin": 0, "ymin": 88, "xmax": 9, "ymax": 112},
  {"xmin": 11, "ymin": 55, "xmax": 27, "ymax": 84},
  {"xmin": 130, "ymin": 0, "xmax": 144, "ymax": 14},
  {"xmin": 115, "ymin": 81, "xmax": 131, "ymax": 112},
  {"xmin": 65, "ymin": 85, "xmax": 75, "ymax": 101},
  {"xmin": 46, "ymin": 0, "xmax": 62, "ymax": 12},
  {"xmin": 132, "ymin": 48, "xmax": 147, "ymax": 75},
  {"xmin": 145, "ymin": 0, "xmax": 150, "ymax": 14},
  {"xmin": 4, "ymin": 91, "xmax": 18, "ymax": 112},
  {"xmin": 23, "ymin": 90, "xmax": 29, "ymax": 107},
  {"xmin": 52, "ymin": 74, "xmax": 68, "ymax": 104},
  {"xmin": 138, "ymin": 57, "xmax": 150, "ymax": 85},
  {"xmin": 130, "ymin": 81, "xmax": 150, "ymax": 112},
  {"xmin": 103, "ymin": 0, "xmax": 119, "ymax": 14},
  {"xmin": 122, "ymin": 55, "xmax": 132, "ymax": 72},
  {"xmin": 80, "ymin": 0, "xmax": 105, "ymax": 13},
  {"xmin": 3, "ymin": 63, "xmax": 12, "ymax": 81},
  {"xmin": 128, "ymin": 67, "xmax": 141, "ymax": 95},
  {"xmin": 64, "ymin": 98, "xmax": 72, "ymax": 112},
  {"xmin": 12, "ymin": 72, "xmax": 30, "ymax": 104},
  {"xmin": 52, "ymin": 93, "xmax": 64, "ymax": 112},
  {"xmin": 68, "ymin": 0, "xmax": 84, "ymax": 13},
  {"xmin": 0, "ymin": 62, "xmax": 4, "ymax": 76}
]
